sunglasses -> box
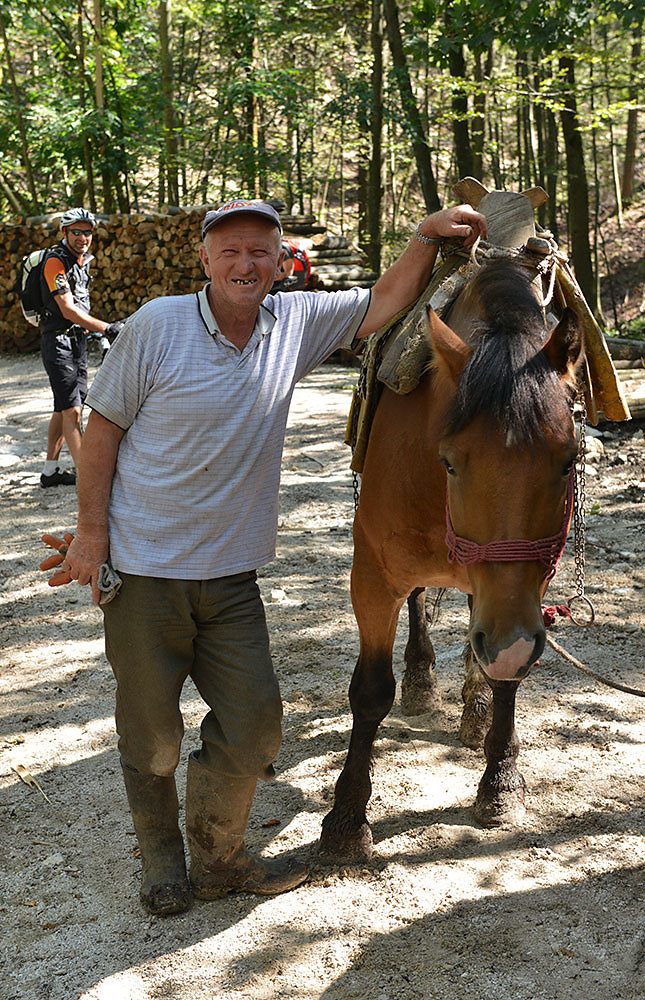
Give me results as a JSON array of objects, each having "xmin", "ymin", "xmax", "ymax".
[{"xmin": 67, "ymin": 228, "xmax": 93, "ymax": 237}]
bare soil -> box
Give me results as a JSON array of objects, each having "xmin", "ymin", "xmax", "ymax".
[{"xmin": 0, "ymin": 352, "xmax": 644, "ymax": 1000}]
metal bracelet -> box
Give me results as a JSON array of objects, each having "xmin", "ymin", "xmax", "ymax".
[{"xmin": 415, "ymin": 222, "xmax": 442, "ymax": 247}]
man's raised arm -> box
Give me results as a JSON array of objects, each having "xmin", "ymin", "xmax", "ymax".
[{"xmin": 356, "ymin": 204, "xmax": 487, "ymax": 339}]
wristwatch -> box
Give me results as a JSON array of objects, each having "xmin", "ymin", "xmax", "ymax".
[{"xmin": 415, "ymin": 222, "xmax": 442, "ymax": 247}]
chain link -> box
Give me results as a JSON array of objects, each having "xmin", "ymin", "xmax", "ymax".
[
  {"xmin": 569, "ymin": 391, "xmax": 595, "ymax": 626},
  {"xmin": 352, "ymin": 471, "xmax": 360, "ymax": 512},
  {"xmin": 573, "ymin": 392, "xmax": 587, "ymax": 599}
]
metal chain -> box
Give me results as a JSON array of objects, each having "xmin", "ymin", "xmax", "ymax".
[
  {"xmin": 569, "ymin": 391, "xmax": 595, "ymax": 626},
  {"xmin": 573, "ymin": 392, "xmax": 587, "ymax": 598},
  {"xmin": 352, "ymin": 471, "xmax": 360, "ymax": 512}
]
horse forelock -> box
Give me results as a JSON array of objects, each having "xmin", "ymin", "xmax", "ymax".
[{"xmin": 447, "ymin": 258, "xmax": 570, "ymax": 444}]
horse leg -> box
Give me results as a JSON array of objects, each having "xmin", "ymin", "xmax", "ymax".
[
  {"xmin": 319, "ymin": 577, "xmax": 401, "ymax": 862},
  {"xmin": 458, "ymin": 643, "xmax": 493, "ymax": 749},
  {"xmin": 473, "ymin": 679, "xmax": 526, "ymax": 827},
  {"xmin": 401, "ymin": 588, "xmax": 441, "ymax": 715},
  {"xmin": 318, "ymin": 650, "xmax": 396, "ymax": 861}
]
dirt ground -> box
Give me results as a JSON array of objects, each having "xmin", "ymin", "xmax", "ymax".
[{"xmin": 0, "ymin": 351, "xmax": 644, "ymax": 1000}]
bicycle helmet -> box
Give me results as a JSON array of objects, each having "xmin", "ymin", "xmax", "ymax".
[{"xmin": 60, "ymin": 207, "xmax": 97, "ymax": 229}]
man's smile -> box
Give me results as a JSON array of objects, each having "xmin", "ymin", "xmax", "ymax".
[{"xmin": 232, "ymin": 278, "xmax": 256, "ymax": 285}]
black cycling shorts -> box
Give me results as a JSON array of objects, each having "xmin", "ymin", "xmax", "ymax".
[{"xmin": 40, "ymin": 328, "xmax": 88, "ymax": 411}]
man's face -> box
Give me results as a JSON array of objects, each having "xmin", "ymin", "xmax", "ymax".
[
  {"xmin": 199, "ymin": 215, "xmax": 283, "ymax": 312},
  {"xmin": 64, "ymin": 223, "xmax": 94, "ymax": 256}
]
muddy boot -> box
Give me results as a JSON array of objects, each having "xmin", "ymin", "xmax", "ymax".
[
  {"xmin": 185, "ymin": 752, "xmax": 308, "ymax": 899},
  {"xmin": 121, "ymin": 763, "xmax": 190, "ymax": 916}
]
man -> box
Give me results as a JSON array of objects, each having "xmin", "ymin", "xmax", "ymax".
[
  {"xmin": 53, "ymin": 198, "xmax": 486, "ymax": 916},
  {"xmin": 270, "ymin": 237, "xmax": 311, "ymax": 293},
  {"xmin": 39, "ymin": 207, "xmax": 124, "ymax": 487}
]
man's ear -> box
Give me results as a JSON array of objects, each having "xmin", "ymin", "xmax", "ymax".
[{"xmin": 199, "ymin": 244, "xmax": 210, "ymax": 276}]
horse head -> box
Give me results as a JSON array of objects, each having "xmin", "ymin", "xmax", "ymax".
[{"xmin": 425, "ymin": 258, "xmax": 584, "ymax": 682}]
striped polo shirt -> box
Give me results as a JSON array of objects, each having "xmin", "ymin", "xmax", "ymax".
[{"xmin": 85, "ymin": 284, "xmax": 370, "ymax": 579}]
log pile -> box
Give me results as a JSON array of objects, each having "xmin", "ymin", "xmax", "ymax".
[
  {"xmin": 292, "ymin": 231, "xmax": 378, "ymax": 291},
  {"xmin": 0, "ymin": 208, "xmax": 378, "ymax": 353},
  {"xmin": 606, "ymin": 337, "xmax": 645, "ymax": 419}
]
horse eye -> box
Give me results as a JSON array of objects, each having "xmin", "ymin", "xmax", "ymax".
[
  {"xmin": 440, "ymin": 457, "xmax": 456, "ymax": 476},
  {"xmin": 562, "ymin": 457, "xmax": 576, "ymax": 476}
]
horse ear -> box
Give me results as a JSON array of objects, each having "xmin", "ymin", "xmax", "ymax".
[
  {"xmin": 424, "ymin": 306, "xmax": 473, "ymax": 380},
  {"xmin": 541, "ymin": 307, "xmax": 584, "ymax": 380}
]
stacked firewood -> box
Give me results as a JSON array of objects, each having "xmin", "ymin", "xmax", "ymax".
[
  {"xmin": 296, "ymin": 233, "xmax": 378, "ymax": 291},
  {"xmin": 1, "ymin": 207, "xmax": 208, "ymax": 352},
  {"xmin": 0, "ymin": 208, "xmax": 378, "ymax": 353}
]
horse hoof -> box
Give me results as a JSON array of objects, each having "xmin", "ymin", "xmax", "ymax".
[
  {"xmin": 400, "ymin": 678, "xmax": 441, "ymax": 716},
  {"xmin": 317, "ymin": 819, "xmax": 374, "ymax": 863},
  {"xmin": 473, "ymin": 781, "xmax": 527, "ymax": 828},
  {"xmin": 458, "ymin": 701, "xmax": 493, "ymax": 749}
]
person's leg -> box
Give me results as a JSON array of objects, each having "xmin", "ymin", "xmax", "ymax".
[
  {"xmin": 103, "ymin": 574, "xmax": 199, "ymax": 915},
  {"xmin": 60, "ymin": 405, "xmax": 83, "ymax": 467},
  {"xmin": 46, "ymin": 411, "xmax": 64, "ymax": 462},
  {"xmin": 59, "ymin": 331, "xmax": 88, "ymax": 468},
  {"xmin": 40, "ymin": 332, "xmax": 80, "ymax": 485},
  {"xmin": 185, "ymin": 571, "xmax": 307, "ymax": 898}
]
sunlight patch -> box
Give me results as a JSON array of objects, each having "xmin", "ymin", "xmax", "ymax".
[{"xmin": 79, "ymin": 970, "xmax": 148, "ymax": 1000}]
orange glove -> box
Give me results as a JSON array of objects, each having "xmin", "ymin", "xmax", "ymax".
[{"xmin": 40, "ymin": 532, "xmax": 76, "ymax": 587}]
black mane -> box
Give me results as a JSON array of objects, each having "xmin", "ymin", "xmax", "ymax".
[{"xmin": 447, "ymin": 257, "xmax": 568, "ymax": 443}]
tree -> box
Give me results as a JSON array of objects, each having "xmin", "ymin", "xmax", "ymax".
[{"xmin": 383, "ymin": 0, "xmax": 440, "ymax": 211}]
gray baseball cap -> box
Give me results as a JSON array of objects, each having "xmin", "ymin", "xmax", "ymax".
[{"xmin": 201, "ymin": 200, "xmax": 283, "ymax": 240}]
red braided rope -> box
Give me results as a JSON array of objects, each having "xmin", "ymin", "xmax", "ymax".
[{"xmin": 445, "ymin": 468, "xmax": 574, "ymax": 580}]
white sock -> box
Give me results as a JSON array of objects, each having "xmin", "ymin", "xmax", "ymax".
[{"xmin": 43, "ymin": 460, "xmax": 59, "ymax": 475}]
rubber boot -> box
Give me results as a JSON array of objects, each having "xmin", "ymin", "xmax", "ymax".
[
  {"xmin": 121, "ymin": 763, "xmax": 190, "ymax": 916},
  {"xmin": 185, "ymin": 752, "xmax": 309, "ymax": 899}
]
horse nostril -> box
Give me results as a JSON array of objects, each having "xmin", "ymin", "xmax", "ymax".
[
  {"xmin": 472, "ymin": 631, "xmax": 489, "ymax": 664},
  {"xmin": 532, "ymin": 630, "xmax": 546, "ymax": 663}
]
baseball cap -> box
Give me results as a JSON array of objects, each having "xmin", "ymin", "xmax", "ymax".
[{"xmin": 201, "ymin": 200, "xmax": 283, "ymax": 240}]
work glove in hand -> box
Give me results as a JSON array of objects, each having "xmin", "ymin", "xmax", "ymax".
[
  {"xmin": 40, "ymin": 532, "xmax": 75, "ymax": 587},
  {"xmin": 104, "ymin": 320, "xmax": 125, "ymax": 341}
]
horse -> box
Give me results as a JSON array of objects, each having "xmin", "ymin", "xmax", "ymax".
[{"xmin": 319, "ymin": 254, "xmax": 583, "ymax": 861}]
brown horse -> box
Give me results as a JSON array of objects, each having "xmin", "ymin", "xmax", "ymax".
[{"xmin": 319, "ymin": 255, "xmax": 583, "ymax": 861}]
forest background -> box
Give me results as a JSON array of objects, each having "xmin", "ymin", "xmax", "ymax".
[{"xmin": 0, "ymin": 0, "xmax": 643, "ymax": 332}]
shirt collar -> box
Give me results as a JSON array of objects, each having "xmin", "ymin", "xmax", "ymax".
[{"xmin": 197, "ymin": 283, "xmax": 277, "ymax": 352}]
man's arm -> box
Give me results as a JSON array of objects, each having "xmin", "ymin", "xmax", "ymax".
[
  {"xmin": 356, "ymin": 204, "xmax": 487, "ymax": 338},
  {"xmin": 62, "ymin": 410, "xmax": 125, "ymax": 604},
  {"xmin": 56, "ymin": 290, "xmax": 109, "ymax": 334}
]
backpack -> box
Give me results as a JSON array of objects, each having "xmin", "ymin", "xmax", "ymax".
[{"xmin": 17, "ymin": 248, "xmax": 52, "ymax": 326}]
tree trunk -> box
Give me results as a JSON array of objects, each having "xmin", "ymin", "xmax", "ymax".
[
  {"xmin": 601, "ymin": 25, "xmax": 623, "ymax": 228},
  {"xmin": 368, "ymin": 0, "xmax": 384, "ymax": 272},
  {"xmin": 159, "ymin": 0, "xmax": 179, "ymax": 206},
  {"xmin": 447, "ymin": 42, "xmax": 474, "ymax": 180},
  {"xmin": 77, "ymin": 0, "xmax": 97, "ymax": 211},
  {"xmin": 532, "ymin": 55, "xmax": 547, "ymax": 227},
  {"xmin": 545, "ymin": 90, "xmax": 559, "ymax": 240},
  {"xmin": 383, "ymin": 0, "xmax": 440, "ymax": 211},
  {"xmin": 559, "ymin": 55, "xmax": 595, "ymax": 312},
  {"xmin": 0, "ymin": 12, "xmax": 41, "ymax": 212},
  {"xmin": 0, "ymin": 172, "xmax": 30, "ymax": 215},
  {"xmin": 93, "ymin": 0, "xmax": 115, "ymax": 212},
  {"xmin": 621, "ymin": 28, "xmax": 641, "ymax": 204},
  {"xmin": 588, "ymin": 35, "xmax": 605, "ymax": 323},
  {"xmin": 471, "ymin": 47, "xmax": 490, "ymax": 181}
]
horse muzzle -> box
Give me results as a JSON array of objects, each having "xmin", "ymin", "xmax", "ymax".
[{"xmin": 470, "ymin": 626, "xmax": 545, "ymax": 681}]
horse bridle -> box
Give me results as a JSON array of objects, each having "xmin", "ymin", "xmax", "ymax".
[
  {"xmin": 444, "ymin": 392, "xmax": 592, "ymax": 621},
  {"xmin": 444, "ymin": 466, "xmax": 575, "ymax": 582}
]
